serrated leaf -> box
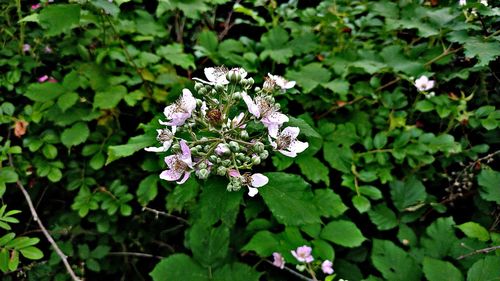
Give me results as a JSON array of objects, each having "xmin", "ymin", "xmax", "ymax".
[
  {"xmin": 166, "ymin": 178, "xmax": 199, "ymax": 213},
  {"xmin": 150, "ymin": 254, "xmax": 209, "ymax": 281},
  {"xmin": 456, "ymin": 222, "xmax": 490, "ymax": 242},
  {"xmin": 57, "ymin": 92, "xmax": 79, "ymax": 112},
  {"xmin": 352, "ymin": 195, "xmax": 371, "ymax": 213},
  {"xmin": 260, "ymin": 173, "xmax": 321, "ymax": 226},
  {"xmin": 188, "ymin": 223, "xmax": 229, "ymax": 268},
  {"xmin": 260, "ymin": 27, "xmax": 293, "ymax": 64},
  {"xmin": 323, "ymin": 143, "xmax": 353, "ymax": 173},
  {"xmin": 137, "ymin": 175, "xmax": 158, "ymax": 205},
  {"xmin": 467, "ymin": 256, "xmax": 500, "ymax": 281},
  {"xmin": 94, "ymin": 85, "xmax": 127, "ymax": 109},
  {"xmin": 372, "ymin": 239, "xmax": 421, "ymax": 281},
  {"xmin": 423, "ymin": 257, "xmax": 463, "ymax": 281},
  {"xmin": 157, "ymin": 43, "xmax": 195, "ymax": 69},
  {"xmin": 24, "ymin": 82, "xmax": 65, "ymax": 102},
  {"xmin": 106, "ymin": 133, "xmax": 156, "ymax": 165},
  {"xmin": 421, "ymin": 217, "xmax": 458, "ymax": 258},
  {"xmin": 242, "ymin": 231, "xmax": 279, "ymax": 257},
  {"xmin": 61, "ymin": 122, "xmax": 89, "ymax": 148},
  {"xmin": 39, "ymin": 4, "xmax": 80, "ymax": 36},
  {"xmin": 213, "ymin": 262, "xmax": 262, "ymax": 281},
  {"xmin": 314, "ymin": 189, "xmax": 348, "ymax": 218},
  {"xmin": 464, "ymin": 39, "xmax": 500, "ymax": 67},
  {"xmin": 296, "ymin": 156, "xmax": 330, "ymax": 185},
  {"xmin": 368, "ymin": 204, "xmax": 398, "ymax": 231},
  {"xmin": 390, "ymin": 176, "xmax": 427, "ymax": 211},
  {"xmin": 320, "ymin": 220, "xmax": 365, "ymax": 247},
  {"xmin": 287, "ymin": 63, "xmax": 331, "ymax": 93},
  {"xmin": 477, "ymin": 169, "xmax": 500, "ymax": 204}
]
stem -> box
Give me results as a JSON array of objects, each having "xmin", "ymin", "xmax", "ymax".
[
  {"xmin": 142, "ymin": 206, "xmax": 189, "ymax": 224},
  {"xmin": 306, "ymin": 263, "xmax": 319, "ymax": 281},
  {"xmin": 457, "ymin": 245, "xmax": 500, "ymax": 260},
  {"xmin": 263, "ymin": 260, "xmax": 314, "ymax": 281},
  {"xmin": 108, "ymin": 252, "xmax": 164, "ymax": 259},
  {"xmin": 16, "ymin": 0, "xmax": 25, "ymax": 54},
  {"xmin": 8, "ymin": 156, "xmax": 81, "ymax": 281}
]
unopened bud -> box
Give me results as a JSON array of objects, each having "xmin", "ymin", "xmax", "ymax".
[
  {"xmin": 240, "ymin": 130, "xmax": 249, "ymax": 139},
  {"xmin": 196, "ymin": 98, "xmax": 203, "ymax": 107},
  {"xmin": 252, "ymin": 155, "xmax": 261, "ymax": 165},
  {"xmin": 227, "ymin": 69, "xmax": 241, "ymax": 83},
  {"xmin": 215, "ymin": 143, "xmax": 231, "ymax": 156},
  {"xmin": 198, "ymin": 162, "xmax": 207, "ymax": 170},
  {"xmin": 253, "ymin": 142, "xmax": 265, "ymax": 153},
  {"xmin": 198, "ymin": 87, "xmax": 208, "ymax": 95},
  {"xmin": 246, "ymin": 77, "xmax": 254, "ymax": 87},
  {"xmin": 194, "ymin": 82, "xmax": 204, "ymax": 92},
  {"xmin": 232, "ymin": 91, "xmax": 242, "ymax": 100},
  {"xmin": 237, "ymin": 153, "xmax": 246, "ymax": 161},
  {"xmin": 171, "ymin": 143, "xmax": 180, "ymax": 152},
  {"xmin": 209, "ymin": 155, "xmax": 218, "ymax": 163},
  {"xmin": 259, "ymin": 150, "xmax": 269, "ymax": 160},
  {"xmin": 204, "ymin": 145, "xmax": 211, "ymax": 152},
  {"xmin": 215, "ymin": 83, "xmax": 225, "ymax": 92},
  {"xmin": 221, "ymin": 159, "xmax": 231, "ymax": 167},
  {"xmin": 197, "ymin": 168, "xmax": 209, "ymax": 180},
  {"xmin": 216, "ymin": 166, "xmax": 227, "ymax": 176},
  {"xmin": 229, "ymin": 141, "xmax": 240, "ymax": 152}
]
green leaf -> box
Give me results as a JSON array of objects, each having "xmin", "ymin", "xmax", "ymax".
[
  {"xmin": 94, "ymin": 85, "xmax": 127, "ymax": 109},
  {"xmin": 312, "ymin": 239, "xmax": 335, "ymax": 261},
  {"xmin": 19, "ymin": 247, "xmax": 44, "ymax": 260},
  {"xmin": 368, "ymin": 204, "xmax": 398, "ymax": 230},
  {"xmin": 287, "ymin": 63, "xmax": 331, "ymax": 93},
  {"xmin": 314, "ymin": 189, "xmax": 348, "ymax": 218},
  {"xmin": 157, "ymin": 44, "xmax": 195, "ymax": 69},
  {"xmin": 287, "ymin": 116, "xmax": 322, "ymax": 156},
  {"xmin": 213, "ymin": 263, "xmax": 261, "ymax": 281},
  {"xmin": 91, "ymin": 0, "xmax": 120, "ymax": 17},
  {"xmin": 421, "ymin": 217, "xmax": 458, "ymax": 258},
  {"xmin": 8, "ymin": 250, "xmax": 18, "ymax": 271},
  {"xmin": 0, "ymin": 248, "xmax": 8, "ymax": 273},
  {"xmin": 463, "ymin": 38, "xmax": 500, "ymax": 67},
  {"xmin": 166, "ymin": 178, "xmax": 199, "ymax": 213},
  {"xmin": 416, "ymin": 100, "xmax": 435, "ymax": 112},
  {"xmin": 0, "ymin": 167, "xmax": 19, "ymax": 184},
  {"xmin": 106, "ymin": 133, "xmax": 156, "ymax": 165},
  {"xmin": 57, "ymin": 93, "xmax": 79, "ymax": 112},
  {"xmin": 320, "ymin": 220, "xmax": 365, "ymax": 247},
  {"xmin": 371, "ymin": 239, "xmax": 421, "ymax": 281},
  {"xmin": 260, "ymin": 173, "xmax": 321, "ymax": 226},
  {"xmin": 390, "ymin": 176, "xmax": 427, "ymax": 211},
  {"xmin": 296, "ymin": 156, "xmax": 330, "ymax": 185},
  {"xmin": 323, "ymin": 79, "xmax": 350, "ymax": 98},
  {"xmin": 61, "ymin": 122, "xmax": 89, "ymax": 148},
  {"xmin": 24, "ymin": 82, "xmax": 65, "ymax": 102},
  {"xmin": 477, "ymin": 169, "xmax": 500, "ymax": 204},
  {"xmin": 194, "ymin": 30, "xmax": 218, "ymax": 58},
  {"xmin": 323, "ymin": 144, "xmax": 353, "ymax": 173},
  {"xmin": 456, "ymin": 222, "xmax": 490, "ymax": 242},
  {"xmin": 150, "ymin": 254, "xmax": 208, "ymax": 281},
  {"xmin": 423, "ymin": 257, "xmax": 463, "ymax": 281},
  {"xmin": 39, "ymin": 4, "xmax": 81, "ymax": 36},
  {"xmin": 352, "ymin": 195, "xmax": 371, "ymax": 213},
  {"xmin": 373, "ymin": 132, "xmax": 388, "ymax": 149},
  {"xmin": 137, "ymin": 175, "xmax": 158, "ymax": 205},
  {"xmin": 242, "ymin": 231, "xmax": 279, "ymax": 257},
  {"xmin": 467, "ymin": 256, "xmax": 500, "ymax": 281},
  {"xmin": 260, "ymin": 27, "xmax": 293, "ymax": 64}
]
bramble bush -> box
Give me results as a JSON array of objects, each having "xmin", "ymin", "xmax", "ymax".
[{"xmin": 1, "ymin": 0, "xmax": 499, "ymax": 280}]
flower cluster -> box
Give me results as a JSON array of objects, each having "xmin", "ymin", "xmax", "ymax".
[
  {"xmin": 272, "ymin": 245, "xmax": 334, "ymax": 277},
  {"xmin": 146, "ymin": 67, "xmax": 308, "ymax": 196}
]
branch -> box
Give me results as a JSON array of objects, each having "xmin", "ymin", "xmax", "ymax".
[
  {"xmin": 8, "ymin": 155, "xmax": 81, "ymax": 281},
  {"xmin": 264, "ymin": 260, "xmax": 314, "ymax": 281},
  {"xmin": 142, "ymin": 206, "xmax": 190, "ymax": 224},
  {"xmin": 457, "ymin": 245, "xmax": 500, "ymax": 260},
  {"xmin": 108, "ymin": 251, "xmax": 164, "ymax": 260}
]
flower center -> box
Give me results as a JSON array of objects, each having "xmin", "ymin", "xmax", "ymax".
[
  {"xmin": 213, "ymin": 66, "xmax": 229, "ymax": 79},
  {"xmin": 276, "ymin": 134, "xmax": 292, "ymax": 150},
  {"xmin": 173, "ymin": 157, "xmax": 188, "ymax": 172},
  {"xmin": 157, "ymin": 129, "xmax": 172, "ymax": 142}
]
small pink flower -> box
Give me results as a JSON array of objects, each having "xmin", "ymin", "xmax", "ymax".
[
  {"xmin": 23, "ymin": 44, "xmax": 31, "ymax": 53},
  {"xmin": 269, "ymin": 127, "xmax": 309, "ymax": 158},
  {"xmin": 161, "ymin": 89, "xmax": 197, "ymax": 127},
  {"xmin": 31, "ymin": 3, "xmax": 41, "ymax": 10},
  {"xmin": 44, "ymin": 45, "xmax": 53, "ymax": 54},
  {"xmin": 227, "ymin": 112, "xmax": 246, "ymax": 129},
  {"xmin": 291, "ymin": 245, "xmax": 314, "ymax": 263},
  {"xmin": 414, "ymin": 75, "xmax": 435, "ymax": 92},
  {"xmin": 264, "ymin": 73, "xmax": 296, "ymax": 90},
  {"xmin": 160, "ymin": 140, "xmax": 193, "ymax": 184},
  {"xmin": 228, "ymin": 170, "xmax": 269, "ymax": 197},
  {"xmin": 144, "ymin": 127, "xmax": 175, "ymax": 153},
  {"xmin": 272, "ymin": 252, "xmax": 285, "ymax": 269},
  {"xmin": 321, "ymin": 260, "xmax": 334, "ymax": 275},
  {"xmin": 38, "ymin": 75, "xmax": 49, "ymax": 82},
  {"xmin": 241, "ymin": 93, "xmax": 288, "ymax": 137},
  {"xmin": 215, "ymin": 143, "xmax": 230, "ymax": 156}
]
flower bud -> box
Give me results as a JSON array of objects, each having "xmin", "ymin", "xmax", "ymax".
[
  {"xmin": 232, "ymin": 91, "xmax": 242, "ymax": 100},
  {"xmin": 194, "ymin": 82, "xmax": 204, "ymax": 92},
  {"xmin": 221, "ymin": 159, "xmax": 231, "ymax": 167},
  {"xmin": 196, "ymin": 98, "xmax": 203, "ymax": 107},
  {"xmin": 196, "ymin": 145, "xmax": 203, "ymax": 151},
  {"xmin": 209, "ymin": 155, "xmax": 218, "ymax": 163},
  {"xmin": 197, "ymin": 168, "xmax": 209, "ymax": 180},
  {"xmin": 246, "ymin": 77, "xmax": 254, "ymax": 87},
  {"xmin": 259, "ymin": 150, "xmax": 269, "ymax": 160},
  {"xmin": 229, "ymin": 141, "xmax": 240, "ymax": 152},
  {"xmin": 171, "ymin": 143, "xmax": 180, "ymax": 152},
  {"xmin": 252, "ymin": 155, "xmax": 261, "ymax": 165},
  {"xmin": 215, "ymin": 83, "xmax": 225, "ymax": 92},
  {"xmin": 215, "ymin": 143, "xmax": 231, "ymax": 156},
  {"xmin": 236, "ymin": 153, "xmax": 246, "ymax": 161},
  {"xmin": 198, "ymin": 87, "xmax": 208, "ymax": 95},
  {"xmin": 227, "ymin": 69, "xmax": 241, "ymax": 83},
  {"xmin": 240, "ymin": 130, "xmax": 249, "ymax": 139},
  {"xmin": 191, "ymin": 147, "xmax": 199, "ymax": 154},
  {"xmin": 204, "ymin": 145, "xmax": 211, "ymax": 152},
  {"xmin": 244, "ymin": 156, "xmax": 251, "ymax": 163},
  {"xmin": 253, "ymin": 142, "xmax": 265, "ymax": 153},
  {"xmin": 216, "ymin": 166, "xmax": 227, "ymax": 176},
  {"xmin": 198, "ymin": 162, "xmax": 207, "ymax": 170}
]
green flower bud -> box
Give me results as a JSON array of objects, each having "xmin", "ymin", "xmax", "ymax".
[
  {"xmin": 221, "ymin": 159, "xmax": 231, "ymax": 167},
  {"xmin": 216, "ymin": 166, "xmax": 227, "ymax": 176},
  {"xmin": 209, "ymin": 155, "xmax": 218, "ymax": 163},
  {"xmin": 237, "ymin": 153, "xmax": 246, "ymax": 161},
  {"xmin": 259, "ymin": 150, "xmax": 269, "ymax": 160},
  {"xmin": 232, "ymin": 91, "xmax": 242, "ymax": 100},
  {"xmin": 252, "ymin": 155, "xmax": 261, "ymax": 165},
  {"xmin": 194, "ymin": 82, "xmax": 204, "ymax": 92},
  {"xmin": 227, "ymin": 70, "xmax": 241, "ymax": 83},
  {"xmin": 229, "ymin": 141, "xmax": 240, "ymax": 152},
  {"xmin": 191, "ymin": 147, "xmax": 199, "ymax": 154},
  {"xmin": 204, "ymin": 145, "xmax": 211, "ymax": 152},
  {"xmin": 253, "ymin": 142, "xmax": 265, "ymax": 153},
  {"xmin": 196, "ymin": 145, "xmax": 203, "ymax": 151},
  {"xmin": 240, "ymin": 130, "xmax": 249, "ymax": 139},
  {"xmin": 198, "ymin": 87, "xmax": 207, "ymax": 95},
  {"xmin": 198, "ymin": 162, "xmax": 207, "ymax": 170},
  {"xmin": 247, "ymin": 77, "xmax": 254, "ymax": 87},
  {"xmin": 196, "ymin": 99, "xmax": 203, "ymax": 107},
  {"xmin": 171, "ymin": 143, "xmax": 180, "ymax": 152},
  {"xmin": 197, "ymin": 168, "xmax": 209, "ymax": 180},
  {"xmin": 244, "ymin": 156, "xmax": 251, "ymax": 163},
  {"xmin": 215, "ymin": 83, "xmax": 225, "ymax": 92}
]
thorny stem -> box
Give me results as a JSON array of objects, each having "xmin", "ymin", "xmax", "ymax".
[
  {"xmin": 457, "ymin": 244, "xmax": 500, "ymax": 260},
  {"xmin": 142, "ymin": 206, "xmax": 189, "ymax": 224},
  {"xmin": 8, "ymin": 155, "xmax": 81, "ymax": 281},
  {"xmin": 263, "ymin": 260, "xmax": 315, "ymax": 281},
  {"xmin": 108, "ymin": 252, "xmax": 164, "ymax": 260},
  {"xmin": 16, "ymin": 0, "xmax": 24, "ymax": 54}
]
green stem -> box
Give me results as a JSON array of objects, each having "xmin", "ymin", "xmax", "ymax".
[{"xmin": 16, "ymin": 0, "xmax": 25, "ymax": 54}]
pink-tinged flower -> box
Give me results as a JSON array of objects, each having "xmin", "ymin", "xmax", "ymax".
[
  {"xmin": 227, "ymin": 112, "xmax": 246, "ymax": 129},
  {"xmin": 414, "ymin": 75, "xmax": 435, "ymax": 92},
  {"xmin": 145, "ymin": 127, "xmax": 175, "ymax": 152},
  {"xmin": 161, "ymin": 89, "xmax": 197, "ymax": 127},
  {"xmin": 38, "ymin": 75, "xmax": 49, "ymax": 82},
  {"xmin": 193, "ymin": 66, "xmax": 247, "ymax": 86},
  {"xmin": 215, "ymin": 143, "xmax": 230, "ymax": 156},
  {"xmin": 160, "ymin": 140, "xmax": 193, "ymax": 184},
  {"xmin": 321, "ymin": 260, "xmax": 334, "ymax": 275},
  {"xmin": 31, "ymin": 3, "xmax": 41, "ymax": 10},
  {"xmin": 459, "ymin": 0, "xmax": 466, "ymax": 5},
  {"xmin": 44, "ymin": 45, "xmax": 53, "ymax": 54},
  {"xmin": 23, "ymin": 44, "xmax": 31, "ymax": 53},
  {"xmin": 269, "ymin": 127, "xmax": 309, "ymax": 158},
  {"xmin": 264, "ymin": 73, "xmax": 296, "ymax": 90},
  {"xmin": 291, "ymin": 246, "xmax": 314, "ymax": 263},
  {"xmin": 228, "ymin": 170, "xmax": 269, "ymax": 197},
  {"xmin": 272, "ymin": 252, "xmax": 285, "ymax": 269},
  {"xmin": 241, "ymin": 93, "xmax": 288, "ymax": 137}
]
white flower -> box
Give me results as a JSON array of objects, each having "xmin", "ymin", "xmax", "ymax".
[
  {"xmin": 480, "ymin": 0, "xmax": 488, "ymax": 6},
  {"xmin": 269, "ymin": 127, "xmax": 309, "ymax": 158},
  {"xmin": 241, "ymin": 93, "xmax": 288, "ymax": 137},
  {"xmin": 459, "ymin": 0, "xmax": 466, "ymax": 6},
  {"xmin": 160, "ymin": 140, "xmax": 193, "ymax": 184},
  {"xmin": 264, "ymin": 73, "xmax": 296, "ymax": 90},
  {"xmin": 193, "ymin": 66, "xmax": 247, "ymax": 85},
  {"xmin": 228, "ymin": 170, "xmax": 269, "ymax": 197},
  {"xmin": 161, "ymin": 89, "xmax": 197, "ymax": 127},
  {"xmin": 414, "ymin": 75, "xmax": 435, "ymax": 92},
  {"xmin": 227, "ymin": 112, "xmax": 246, "ymax": 129},
  {"xmin": 145, "ymin": 127, "xmax": 176, "ymax": 152}
]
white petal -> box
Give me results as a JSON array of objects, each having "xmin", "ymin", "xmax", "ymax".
[
  {"xmin": 284, "ymin": 80, "xmax": 296, "ymax": 89},
  {"xmin": 192, "ymin": 77, "xmax": 213, "ymax": 85},
  {"xmin": 181, "ymin": 89, "xmax": 197, "ymax": 113},
  {"xmin": 242, "ymin": 93, "xmax": 260, "ymax": 118},
  {"xmin": 279, "ymin": 149, "xmax": 297, "ymax": 158},
  {"xmin": 177, "ymin": 172, "xmax": 191, "ymax": 184},
  {"xmin": 289, "ymin": 140, "xmax": 309, "ymax": 154},
  {"xmin": 163, "ymin": 104, "xmax": 177, "ymax": 119},
  {"xmin": 267, "ymin": 124, "xmax": 279, "ymax": 138},
  {"xmin": 204, "ymin": 67, "xmax": 218, "ymax": 83},
  {"xmin": 144, "ymin": 146, "xmax": 167, "ymax": 152},
  {"xmin": 248, "ymin": 186, "xmax": 259, "ymax": 197},
  {"xmin": 268, "ymin": 112, "xmax": 289, "ymax": 125},
  {"xmin": 251, "ymin": 173, "xmax": 269, "ymax": 187},
  {"xmin": 281, "ymin": 126, "xmax": 300, "ymax": 139}
]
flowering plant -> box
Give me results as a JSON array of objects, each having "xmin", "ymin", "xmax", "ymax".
[{"xmin": 146, "ymin": 67, "xmax": 308, "ymax": 196}]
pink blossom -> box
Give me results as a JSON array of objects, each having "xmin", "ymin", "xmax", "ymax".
[
  {"xmin": 144, "ymin": 127, "xmax": 175, "ymax": 153},
  {"xmin": 264, "ymin": 73, "xmax": 296, "ymax": 90},
  {"xmin": 160, "ymin": 140, "xmax": 193, "ymax": 184},
  {"xmin": 241, "ymin": 93, "xmax": 288, "ymax": 137},
  {"xmin": 23, "ymin": 44, "xmax": 31, "ymax": 53},
  {"xmin": 321, "ymin": 260, "xmax": 334, "ymax": 275},
  {"xmin": 269, "ymin": 127, "xmax": 309, "ymax": 158},
  {"xmin": 215, "ymin": 143, "xmax": 230, "ymax": 156},
  {"xmin": 228, "ymin": 112, "xmax": 246, "ymax": 129},
  {"xmin": 414, "ymin": 75, "xmax": 435, "ymax": 92},
  {"xmin": 31, "ymin": 3, "xmax": 41, "ymax": 10},
  {"xmin": 228, "ymin": 170, "xmax": 269, "ymax": 197},
  {"xmin": 272, "ymin": 252, "xmax": 285, "ymax": 269},
  {"xmin": 161, "ymin": 89, "xmax": 197, "ymax": 127},
  {"xmin": 291, "ymin": 245, "xmax": 314, "ymax": 263},
  {"xmin": 44, "ymin": 45, "xmax": 53, "ymax": 54},
  {"xmin": 38, "ymin": 75, "xmax": 49, "ymax": 82}
]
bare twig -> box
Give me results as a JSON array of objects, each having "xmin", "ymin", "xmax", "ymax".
[
  {"xmin": 457, "ymin": 244, "xmax": 500, "ymax": 260},
  {"xmin": 8, "ymin": 155, "xmax": 81, "ymax": 281},
  {"xmin": 108, "ymin": 251, "xmax": 164, "ymax": 260},
  {"xmin": 142, "ymin": 206, "xmax": 190, "ymax": 224},
  {"xmin": 264, "ymin": 260, "xmax": 314, "ymax": 281},
  {"xmin": 218, "ymin": 0, "xmax": 241, "ymax": 40}
]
